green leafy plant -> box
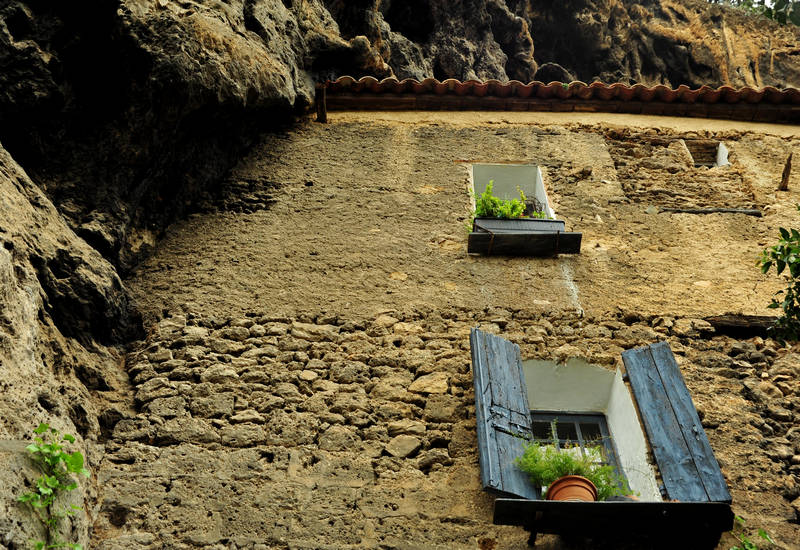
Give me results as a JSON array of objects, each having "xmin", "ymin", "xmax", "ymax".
[
  {"xmin": 515, "ymin": 441, "xmax": 631, "ymax": 500},
  {"xmin": 17, "ymin": 423, "xmax": 89, "ymax": 550},
  {"xmin": 708, "ymin": 0, "xmax": 800, "ymax": 26},
  {"xmin": 730, "ymin": 515, "xmax": 775, "ymax": 550},
  {"xmin": 759, "ymin": 207, "xmax": 800, "ymax": 341},
  {"xmin": 473, "ymin": 180, "xmax": 527, "ymax": 219}
]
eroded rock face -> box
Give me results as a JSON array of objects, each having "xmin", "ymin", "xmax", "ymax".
[
  {"xmin": 0, "ymin": 0, "xmax": 393, "ymax": 270},
  {"xmin": 519, "ymin": 0, "xmax": 800, "ymax": 88},
  {"xmin": 0, "ymin": 143, "xmax": 141, "ymax": 548}
]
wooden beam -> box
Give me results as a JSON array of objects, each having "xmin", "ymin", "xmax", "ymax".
[
  {"xmin": 704, "ymin": 315, "xmax": 777, "ymax": 338},
  {"xmin": 468, "ymin": 231, "xmax": 582, "ymax": 256},
  {"xmin": 779, "ymin": 152, "xmax": 793, "ymax": 191},
  {"xmin": 659, "ymin": 207, "xmax": 762, "ymax": 217},
  {"xmin": 315, "ymin": 85, "xmax": 327, "ymax": 123},
  {"xmin": 494, "ymin": 499, "xmax": 733, "ymax": 548}
]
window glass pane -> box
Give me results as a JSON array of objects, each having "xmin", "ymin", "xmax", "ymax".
[
  {"xmin": 555, "ymin": 420, "xmax": 577, "ymax": 443},
  {"xmin": 531, "ymin": 421, "xmax": 553, "ymax": 441},
  {"xmin": 579, "ymin": 422, "xmax": 602, "ymax": 443}
]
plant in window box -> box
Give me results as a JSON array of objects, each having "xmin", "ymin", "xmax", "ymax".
[
  {"xmin": 468, "ymin": 180, "xmax": 581, "ymax": 255},
  {"xmin": 515, "ymin": 441, "xmax": 631, "ymax": 501}
]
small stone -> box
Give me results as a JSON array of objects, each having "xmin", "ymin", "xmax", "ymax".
[
  {"xmin": 374, "ymin": 315, "xmax": 399, "ymax": 328},
  {"xmin": 240, "ymin": 368, "xmax": 271, "ymax": 384},
  {"xmin": 408, "ymin": 372, "xmax": 449, "ymax": 394},
  {"xmin": 274, "ymin": 382, "xmax": 303, "ymax": 403},
  {"xmin": 319, "ymin": 425, "xmax": 360, "ymax": 451},
  {"xmin": 553, "ymin": 344, "xmax": 584, "ymax": 364},
  {"xmin": 248, "ymin": 324, "xmax": 267, "ymax": 337},
  {"xmin": 241, "ymin": 345, "xmax": 279, "ymax": 359},
  {"xmin": 416, "ymin": 448, "xmax": 453, "ymax": 470},
  {"xmin": 759, "ymin": 381, "xmax": 784, "ymax": 399},
  {"xmin": 776, "ymin": 381, "xmax": 795, "ymax": 396},
  {"xmin": 220, "ymin": 423, "xmax": 267, "ymax": 447},
  {"xmin": 213, "ymin": 326, "xmax": 251, "ymax": 341},
  {"xmin": 155, "ymin": 417, "xmax": 219, "ymax": 444},
  {"xmin": 728, "ymin": 341, "xmax": 752, "ymax": 357},
  {"xmin": 387, "ymin": 419, "xmax": 426, "ymax": 436},
  {"xmin": 742, "ymin": 380, "xmax": 769, "ymax": 404},
  {"xmin": 183, "ymin": 325, "xmax": 209, "ymax": 342},
  {"xmin": 393, "ymin": 322, "xmax": 424, "ymax": 334},
  {"xmin": 148, "ymin": 349, "xmax": 173, "ymax": 362},
  {"xmin": 385, "ymin": 435, "xmax": 422, "ymax": 458},
  {"xmin": 767, "ymin": 405, "xmax": 794, "ymax": 422},
  {"xmin": 291, "ymin": 321, "xmax": 338, "ymax": 342},
  {"xmin": 424, "ymin": 394, "xmax": 459, "ymax": 423},
  {"xmin": 298, "ymin": 370, "xmax": 318, "ymax": 382},
  {"xmin": 200, "ymin": 365, "xmax": 239, "ymax": 383},
  {"xmin": 190, "ymin": 393, "xmax": 235, "ymax": 418},
  {"xmin": 145, "ymin": 396, "xmax": 187, "ymax": 418},
  {"xmin": 135, "ymin": 377, "xmax": 177, "ymax": 403},
  {"xmin": 208, "ymin": 338, "xmax": 248, "ymax": 355},
  {"xmin": 230, "ymin": 409, "xmax": 264, "ymax": 423},
  {"xmin": 389, "ymin": 272, "xmax": 408, "ymax": 281}
]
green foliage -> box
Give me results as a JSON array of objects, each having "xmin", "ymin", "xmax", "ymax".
[
  {"xmin": 515, "ymin": 441, "xmax": 631, "ymax": 501},
  {"xmin": 730, "ymin": 516, "xmax": 776, "ymax": 550},
  {"xmin": 708, "ymin": 0, "xmax": 800, "ymax": 26},
  {"xmin": 759, "ymin": 206, "xmax": 800, "ymax": 341},
  {"xmin": 473, "ymin": 180, "xmax": 542, "ymax": 220},
  {"xmin": 17, "ymin": 423, "xmax": 89, "ymax": 550}
]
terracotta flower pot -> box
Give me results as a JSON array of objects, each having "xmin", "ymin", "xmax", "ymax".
[{"xmin": 545, "ymin": 475, "xmax": 598, "ymax": 502}]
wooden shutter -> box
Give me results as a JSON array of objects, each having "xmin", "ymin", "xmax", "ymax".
[
  {"xmin": 622, "ymin": 342, "xmax": 731, "ymax": 503},
  {"xmin": 470, "ymin": 328, "xmax": 538, "ymax": 499}
]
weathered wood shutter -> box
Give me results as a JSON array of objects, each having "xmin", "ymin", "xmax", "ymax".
[
  {"xmin": 470, "ymin": 328, "xmax": 538, "ymax": 499},
  {"xmin": 622, "ymin": 342, "xmax": 731, "ymax": 503}
]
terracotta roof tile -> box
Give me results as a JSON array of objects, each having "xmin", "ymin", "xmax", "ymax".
[
  {"xmin": 322, "ymin": 77, "xmax": 800, "ymax": 123},
  {"xmin": 327, "ymin": 76, "xmax": 800, "ymax": 104}
]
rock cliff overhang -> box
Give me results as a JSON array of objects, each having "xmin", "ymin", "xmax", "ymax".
[{"xmin": 322, "ymin": 77, "xmax": 800, "ymax": 124}]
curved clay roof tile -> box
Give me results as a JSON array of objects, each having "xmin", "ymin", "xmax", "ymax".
[
  {"xmin": 325, "ymin": 76, "xmax": 800, "ymax": 111},
  {"xmin": 589, "ymin": 81, "xmax": 614, "ymax": 100}
]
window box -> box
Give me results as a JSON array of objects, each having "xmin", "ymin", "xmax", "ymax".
[
  {"xmin": 469, "ymin": 329, "xmax": 733, "ymax": 547},
  {"xmin": 467, "ymin": 164, "xmax": 581, "ymax": 256}
]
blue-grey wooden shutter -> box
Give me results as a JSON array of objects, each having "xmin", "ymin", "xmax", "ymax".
[
  {"xmin": 622, "ymin": 341, "xmax": 732, "ymax": 503},
  {"xmin": 470, "ymin": 328, "xmax": 538, "ymax": 499}
]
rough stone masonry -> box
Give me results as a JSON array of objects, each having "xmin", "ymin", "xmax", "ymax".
[{"xmin": 93, "ymin": 307, "xmax": 800, "ymax": 549}]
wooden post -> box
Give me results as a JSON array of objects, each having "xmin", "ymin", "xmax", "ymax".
[
  {"xmin": 315, "ymin": 84, "xmax": 327, "ymax": 124},
  {"xmin": 779, "ymin": 152, "xmax": 792, "ymax": 191}
]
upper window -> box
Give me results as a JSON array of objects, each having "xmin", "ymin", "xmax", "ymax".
[{"xmin": 467, "ymin": 164, "xmax": 581, "ymax": 256}]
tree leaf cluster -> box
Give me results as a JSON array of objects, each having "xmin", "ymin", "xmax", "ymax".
[
  {"xmin": 708, "ymin": 0, "xmax": 800, "ymax": 26},
  {"xmin": 759, "ymin": 207, "xmax": 800, "ymax": 341}
]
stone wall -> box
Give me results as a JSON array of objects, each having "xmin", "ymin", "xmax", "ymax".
[{"xmin": 95, "ymin": 308, "xmax": 800, "ymax": 548}]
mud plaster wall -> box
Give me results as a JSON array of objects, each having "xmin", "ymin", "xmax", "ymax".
[{"xmin": 113, "ymin": 113, "xmax": 800, "ymax": 549}]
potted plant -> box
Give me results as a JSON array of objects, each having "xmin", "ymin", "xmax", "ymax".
[
  {"xmin": 515, "ymin": 441, "xmax": 631, "ymax": 501},
  {"xmin": 468, "ymin": 180, "xmax": 582, "ymax": 255}
]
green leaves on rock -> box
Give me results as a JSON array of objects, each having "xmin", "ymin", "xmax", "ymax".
[{"xmin": 17, "ymin": 423, "xmax": 88, "ymax": 550}]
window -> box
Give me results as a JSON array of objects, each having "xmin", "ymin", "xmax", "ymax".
[
  {"xmin": 469, "ymin": 328, "xmax": 733, "ymax": 545},
  {"xmin": 467, "ymin": 163, "xmax": 581, "ymax": 256},
  {"xmin": 529, "ymin": 411, "xmax": 622, "ymax": 476}
]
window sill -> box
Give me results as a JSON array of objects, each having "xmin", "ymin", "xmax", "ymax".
[{"xmin": 494, "ymin": 498, "xmax": 733, "ymax": 547}]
